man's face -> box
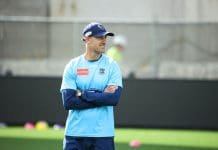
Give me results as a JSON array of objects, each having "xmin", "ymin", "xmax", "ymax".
[{"xmin": 86, "ymin": 36, "xmax": 107, "ymax": 54}]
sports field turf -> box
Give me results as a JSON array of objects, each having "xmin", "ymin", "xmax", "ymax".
[{"xmin": 0, "ymin": 127, "xmax": 218, "ymax": 150}]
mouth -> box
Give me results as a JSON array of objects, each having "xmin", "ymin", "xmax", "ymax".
[
  {"xmin": 100, "ymin": 44, "xmax": 105, "ymax": 49},
  {"xmin": 101, "ymin": 41, "xmax": 106, "ymax": 45},
  {"xmin": 99, "ymin": 45, "xmax": 105, "ymax": 51}
]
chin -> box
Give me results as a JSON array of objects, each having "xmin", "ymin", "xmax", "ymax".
[
  {"xmin": 99, "ymin": 48, "xmax": 105, "ymax": 53},
  {"xmin": 95, "ymin": 50, "xmax": 103, "ymax": 55}
]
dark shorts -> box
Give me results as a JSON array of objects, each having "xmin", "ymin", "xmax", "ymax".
[{"xmin": 63, "ymin": 136, "xmax": 115, "ymax": 150}]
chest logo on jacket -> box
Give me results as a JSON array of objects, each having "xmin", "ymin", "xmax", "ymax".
[
  {"xmin": 77, "ymin": 68, "xmax": 88, "ymax": 75},
  {"xmin": 99, "ymin": 68, "xmax": 105, "ymax": 75}
]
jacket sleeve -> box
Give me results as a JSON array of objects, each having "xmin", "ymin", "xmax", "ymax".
[
  {"xmin": 81, "ymin": 86, "xmax": 122, "ymax": 106},
  {"xmin": 61, "ymin": 89, "xmax": 98, "ymax": 110}
]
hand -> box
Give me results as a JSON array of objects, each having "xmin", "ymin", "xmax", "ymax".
[{"xmin": 104, "ymin": 85, "xmax": 118, "ymax": 93}]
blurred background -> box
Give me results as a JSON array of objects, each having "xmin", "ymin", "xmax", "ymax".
[
  {"xmin": 1, "ymin": 0, "xmax": 218, "ymax": 79},
  {"xmin": 1, "ymin": 0, "xmax": 218, "ymax": 150}
]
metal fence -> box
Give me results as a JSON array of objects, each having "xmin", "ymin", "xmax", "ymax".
[{"xmin": 1, "ymin": 17, "xmax": 218, "ymax": 79}]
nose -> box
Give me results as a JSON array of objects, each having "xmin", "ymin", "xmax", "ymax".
[{"xmin": 102, "ymin": 38, "xmax": 106, "ymax": 43}]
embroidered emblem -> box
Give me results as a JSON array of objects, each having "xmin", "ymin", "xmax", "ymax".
[
  {"xmin": 99, "ymin": 68, "xmax": 105, "ymax": 74},
  {"xmin": 97, "ymin": 24, "xmax": 104, "ymax": 30}
]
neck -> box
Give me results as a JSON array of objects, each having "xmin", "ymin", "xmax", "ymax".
[{"xmin": 84, "ymin": 49, "xmax": 102, "ymax": 61}]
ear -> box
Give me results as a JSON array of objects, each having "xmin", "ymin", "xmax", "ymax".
[{"xmin": 84, "ymin": 36, "xmax": 91, "ymax": 43}]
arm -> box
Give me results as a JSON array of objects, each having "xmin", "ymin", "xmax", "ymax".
[
  {"xmin": 81, "ymin": 86, "xmax": 122, "ymax": 106},
  {"xmin": 61, "ymin": 89, "xmax": 98, "ymax": 110},
  {"xmin": 60, "ymin": 60, "xmax": 98, "ymax": 110}
]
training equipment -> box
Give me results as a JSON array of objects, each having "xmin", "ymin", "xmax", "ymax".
[
  {"xmin": 24, "ymin": 122, "xmax": 35, "ymax": 130},
  {"xmin": 53, "ymin": 124, "xmax": 64, "ymax": 130},
  {"xmin": 35, "ymin": 121, "xmax": 48, "ymax": 130},
  {"xmin": 0, "ymin": 122, "xmax": 7, "ymax": 128},
  {"xmin": 129, "ymin": 140, "xmax": 142, "ymax": 147}
]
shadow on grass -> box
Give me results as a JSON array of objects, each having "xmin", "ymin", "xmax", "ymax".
[{"xmin": 0, "ymin": 137, "xmax": 218, "ymax": 150}]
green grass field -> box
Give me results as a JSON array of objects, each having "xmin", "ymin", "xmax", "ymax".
[{"xmin": 0, "ymin": 127, "xmax": 218, "ymax": 150}]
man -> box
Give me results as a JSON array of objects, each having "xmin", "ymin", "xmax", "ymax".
[
  {"xmin": 106, "ymin": 35, "xmax": 127, "ymax": 62},
  {"xmin": 60, "ymin": 22, "xmax": 123, "ymax": 150}
]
